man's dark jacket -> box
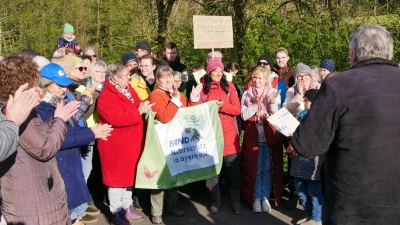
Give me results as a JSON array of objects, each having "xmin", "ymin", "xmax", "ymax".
[{"xmin": 292, "ymin": 58, "xmax": 400, "ymax": 225}]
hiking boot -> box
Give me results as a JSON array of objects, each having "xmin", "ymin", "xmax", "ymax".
[
  {"xmin": 111, "ymin": 210, "xmax": 132, "ymax": 225},
  {"xmin": 296, "ymin": 217, "xmax": 311, "ymax": 224},
  {"xmin": 253, "ymin": 201, "xmax": 261, "ymax": 213},
  {"xmin": 230, "ymin": 188, "xmax": 241, "ymax": 215},
  {"xmin": 81, "ymin": 214, "xmax": 98, "ymax": 223},
  {"xmin": 132, "ymin": 195, "xmax": 142, "ymax": 211},
  {"xmin": 86, "ymin": 206, "xmax": 100, "ymax": 215},
  {"xmin": 302, "ymin": 219, "xmax": 322, "ymax": 225},
  {"xmin": 152, "ymin": 215, "xmax": 163, "ymax": 224},
  {"xmin": 164, "ymin": 204, "xmax": 184, "ymax": 217},
  {"xmin": 285, "ymin": 197, "xmax": 299, "ymax": 210},
  {"xmin": 261, "ymin": 199, "xmax": 271, "ymax": 213},
  {"xmin": 209, "ymin": 186, "xmax": 221, "ymax": 214},
  {"xmin": 124, "ymin": 204, "xmax": 144, "ymax": 222}
]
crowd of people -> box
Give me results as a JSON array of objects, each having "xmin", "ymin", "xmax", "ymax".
[{"xmin": 0, "ymin": 23, "xmax": 399, "ymax": 225}]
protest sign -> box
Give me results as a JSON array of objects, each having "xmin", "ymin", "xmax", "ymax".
[
  {"xmin": 267, "ymin": 108, "xmax": 300, "ymax": 136},
  {"xmin": 135, "ymin": 102, "xmax": 224, "ymax": 189},
  {"xmin": 193, "ymin": 15, "xmax": 234, "ymax": 49}
]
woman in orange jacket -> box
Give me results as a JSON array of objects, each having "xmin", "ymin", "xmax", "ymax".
[{"xmin": 148, "ymin": 65, "xmax": 203, "ymax": 224}]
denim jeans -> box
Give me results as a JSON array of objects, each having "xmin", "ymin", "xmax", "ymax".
[
  {"xmin": 81, "ymin": 145, "xmax": 93, "ymax": 183},
  {"xmin": 294, "ymin": 177, "xmax": 323, "ymax": 222},
  {"xmin": 70, "ymin": 202, "xmax": 88, "ymax": 220},
  {"xmin": 254, "ymin": 142, "xmax": 272, "ymax": 201}
]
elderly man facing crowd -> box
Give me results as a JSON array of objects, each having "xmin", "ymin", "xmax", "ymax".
[{"xmin": 291, "ymin": 25, "xmax": 400, "ymax": 225}]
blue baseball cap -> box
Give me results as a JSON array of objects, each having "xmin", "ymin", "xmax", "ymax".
[{"xmin": 40, "ymin": 63, "xmax": 74, "ymax": 86}]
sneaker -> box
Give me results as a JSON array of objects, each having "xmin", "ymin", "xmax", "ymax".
[
  {"xmin": 261, "ymin": 199, "xmax": 271, "ymax": 213},
  {"xmin": 164, "ymin": 204, "xmax": 184, "ymax": 217},
  {"xmin": 81, "ymin": 214, "xmax": 98, "ymax": 223},
  {"xmin": 296, "ymin": 217, "xmax": 311, "ymax": 224},
  {"xmin": 132, "ymin": 195, "xmax": 142, "ymax": 211},
  {"xmin": 112, "ymin": 210, "xmax": 132, "ymax": 225},
  {"xmin": 253, "ymin": 201, "xmax": 261, "ymax": 213},
  {"xmin": 124, "ymin": 204, "xmax": 144, "ymax": 222},
  {"xmin": 72, "ymin": 219, "xmax": 85, "ymax": 225},
  {"xmin": 86, "ymin": 206, "xmax": 100, "ymax": 216},
  {"xmin": 152, "ymin": 215, "xmax": 163, "ymax": 224}
]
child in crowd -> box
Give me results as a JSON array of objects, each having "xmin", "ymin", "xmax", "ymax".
[
  {"xmin": 291, "ymin": 89, "xmax": 324, "ymax": 225},
  {"xmin": 57, "ymin": 23, "xmax": 82, "ymax": 55}
]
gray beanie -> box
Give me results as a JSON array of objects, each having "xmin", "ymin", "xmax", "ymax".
[{"xmin": 294, "ymin": 63, "xmax": 313, "ymax": 80}]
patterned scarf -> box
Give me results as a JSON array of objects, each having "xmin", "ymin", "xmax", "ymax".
[
  {"xmin": 245, "ymin": 85, "xmax": 273, "ymax": 121},
  {"xmin": 42, "ymin": 91, "xmax": 68, "ymax": 107},
  {"xmin": 109, "ymin": 79, "xmax": 134, "ymax": 103}
]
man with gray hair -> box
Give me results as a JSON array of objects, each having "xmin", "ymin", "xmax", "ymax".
[{"xmin": 291, "ymin": 25, "xmax": 400, "ymax": 225}]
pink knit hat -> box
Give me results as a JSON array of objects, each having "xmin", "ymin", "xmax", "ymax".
[{"xmin": 206, "ymin": 58, "xmax": 224, "ymax": 75}]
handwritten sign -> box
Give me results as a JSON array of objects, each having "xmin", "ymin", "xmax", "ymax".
[
  {"xmin": 193, "ymin": 16, "xmax": 234, "ymax": 49},
  {"xmin": 267, "ymin": 108, "xmax": 300, "ymax": 136}
]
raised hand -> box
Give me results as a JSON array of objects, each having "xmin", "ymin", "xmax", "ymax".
[
  {"xmin": 138, "ymin": 101, "xmax": 155, "ymax": 115},
  {"xmin": 269, "ymin": 90, "xmax": 281, "ymax": 101},
  {"xmin": 54, "ymin": 101, "xmax": 80, "ymax": 122},
  {"xmin": 172, "ymin": 87, "xmax": 180, "ymax": 99},
  {"xmin": 191, "ymin": 83, "xmax": 203, "ymax": 97},
  {"xmin": 6, "ymin": 84, "xmax": 41, "ymax": 126},
  {"xmin": 91, "ymin": 123, "xmax": 113, "ymax": 140},
  {"xmin": 85, "ymin": 82, "xmax": 96, "ymax": 95}
]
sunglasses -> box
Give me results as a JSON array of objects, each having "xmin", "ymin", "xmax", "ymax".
[
  {"xmin": 257, "ymin": 62, "xmax": 269, "ymax": 66},
  {"xmin": 88, "ymin": 55, "xmax": 97, "ymax": 58},
  {"xmin": 76, "ymin": 67, "xmax": 87, "ymax": 72}
]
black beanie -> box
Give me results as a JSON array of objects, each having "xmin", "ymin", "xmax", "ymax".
[
  {"xmin": 304, "ymin": 89, "xmax": 319, "ymax": 103},
  {"xmin": 257, "ymin": 54, "xmax": 273, "ymax": 67}
]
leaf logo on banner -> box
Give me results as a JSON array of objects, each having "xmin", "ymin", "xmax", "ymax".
[
  {"xmin": 184, "ymin": 115, "xmax": 205, "ymax": 142},
  {"xmin": 143, "ymin": 165, "xmax": 158, "ymax": 178}
]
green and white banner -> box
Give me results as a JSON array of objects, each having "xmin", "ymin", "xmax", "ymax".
[{"xmin": 135, "ymin": 101, "xmax": 224, "ymax": 189}]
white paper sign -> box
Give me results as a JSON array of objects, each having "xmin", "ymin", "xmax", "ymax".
[
  {"xmin": 154, "ymin": 103, "xmax": 219, "ymax": 176},
  {"xmin": 193, "ymin": 15, "xmax": 234, "ymax": 49},
  {"xmin": 267, "ymin": 108, "xmax": 300, "ymax": 136}
]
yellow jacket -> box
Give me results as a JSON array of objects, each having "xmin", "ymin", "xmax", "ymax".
[{"xmin": 129, "ymin": 73, "xmax": 156, "ymax": 101}]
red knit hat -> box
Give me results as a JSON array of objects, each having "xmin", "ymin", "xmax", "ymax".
[{"xmin": 206, "ymin": 58, "xmax": 224, "ymax": 75}]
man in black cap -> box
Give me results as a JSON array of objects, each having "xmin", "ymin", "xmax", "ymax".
[{"xmin": 133, "ymin": 41, "xmax": 151, "ymax": 58}]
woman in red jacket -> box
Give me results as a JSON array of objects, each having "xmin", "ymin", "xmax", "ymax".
[
  {"xmin": 240, "ymin": 66, "xmax": 282, "ymax": 213},
  {"xmin": 201, "ymin": 58, "xmax": 242, "ymax": 215},
  {"xmin": 97, "ymin": 62, "xmax": 153, "ymax": 225},
  {"xmin": 148, "ymin": 65, "xmax": 202, "ymax": 224}
]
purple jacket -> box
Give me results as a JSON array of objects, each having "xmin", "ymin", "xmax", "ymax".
[{"xmin": 57, "ymin": 36, "xmax": 81, "ymax": 54}]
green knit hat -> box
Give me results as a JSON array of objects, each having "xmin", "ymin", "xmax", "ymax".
[{"xmin": 64, "ymin": 23, "xmax": 74, "ymax": 33}]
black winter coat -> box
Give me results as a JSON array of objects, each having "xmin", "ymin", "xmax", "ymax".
[{"xmin": 291, "ymin": 58, "xmax": 400, "ymax": 225}]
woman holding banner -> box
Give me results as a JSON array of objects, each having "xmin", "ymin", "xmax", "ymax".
[
  {"xmin": 148, "ymin": 65, "xmax": 203, "ymax": 224},
  {"xmin": 200, "ymin": 58, "xmax": 242, "ymax": 215},
  {"xmin": 240, "ymin": 66, "xmax": 283, "ymax": 213},
  {"xmin": 97, "ymin": 62, "xmax": 153, "ymax": 225}
]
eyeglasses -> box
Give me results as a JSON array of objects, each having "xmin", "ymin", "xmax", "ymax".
[
  {"xmin": 88, "ymin": 55, "xmax": 97, "ymax": 58},
  {"xmin": 76, "ymin": 67, "xmax": 87, "ymax": 72},
  {"xmin": 95, "ymin": 70, "xmax": 106, "ymax": 74},
  {"xmin": 297, "ymin": 74, "xmax": 311, "ymax": 79},
  {"xmin": 257, "ymin": 62, "xmax": 269, "ymax": 66},
  {"xmin": 174, "ymin": 80, "xmax": 182, "ymax": 84}
]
